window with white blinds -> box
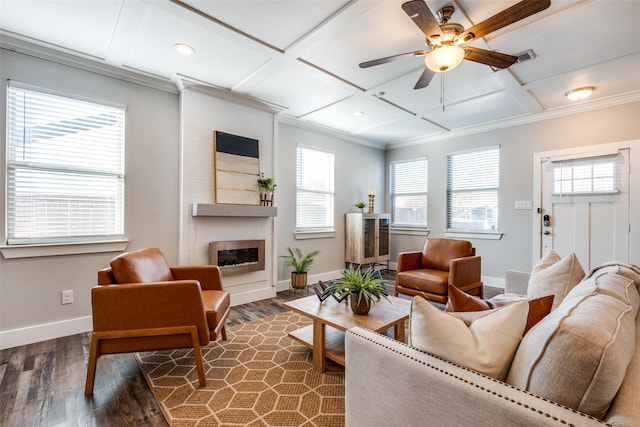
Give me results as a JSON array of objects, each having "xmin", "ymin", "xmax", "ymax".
[
  {"xmin": 446, "ymin": 147, "xmax": 500, "ymax": 232},
  {"xmin": 296, "ymin": 146, "xmax": 334, "ymax": 230},
  {"xmin": 6, "ymin": 81, "xmax": 125, "ymax": 245},
  {"xmin": 551, "ymin": 154, "xmax": 621, "ymax": 195},
  {"xmin": 390, "ymin": 158, "xmax": 428, "ymax": 227}
]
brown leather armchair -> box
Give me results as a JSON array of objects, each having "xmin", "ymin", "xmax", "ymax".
[
  {"xmin": 395, "ymin": 238, "xmax": 483, "ymax": 304},
  {"xmin": 85, "ymin": 247, "xmax": 231, "ymax": 395}
]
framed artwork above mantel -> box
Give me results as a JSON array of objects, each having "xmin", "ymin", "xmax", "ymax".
[{"xmin": 213, "ymin": 131, "xmax": 260, "ymax": 205}]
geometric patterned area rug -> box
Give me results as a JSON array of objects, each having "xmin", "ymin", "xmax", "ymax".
[{"xmin": 136, "ymin": 312, "xmax": 345, "ymax": 426}]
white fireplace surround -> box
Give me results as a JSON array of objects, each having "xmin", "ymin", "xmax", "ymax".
[{"xmin": 180, "ymin": 85, "xmax": 277, "ymax": 307}]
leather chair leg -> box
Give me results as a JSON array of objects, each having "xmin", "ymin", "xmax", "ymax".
[
  {"xmin": 189, "ymin": 326, "xmax": 206, "ymax": 388},
  {"xmin": 84, "ymin": 333, "xmax": 100, "ymax": 396}
]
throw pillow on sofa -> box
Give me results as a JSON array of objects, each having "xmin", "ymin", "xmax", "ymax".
[
  {"xmin": 410, "ymin": 295, "xmax": 528, "ymax": 381},
  {"xmin": 527, "ymin": 250, "xmax": 585, "ymax": 310},
  {"xmin": 444, "ymin": 284, "xmax": 553, "ymax": 335},
  {"xmin": 507, "ymin": 271, "xmax": 640, "ymax": 419}
]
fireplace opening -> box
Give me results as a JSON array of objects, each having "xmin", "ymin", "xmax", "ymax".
[{"xmin": 209, "ymin": 240, "xmax": 265, "ymax": 276}]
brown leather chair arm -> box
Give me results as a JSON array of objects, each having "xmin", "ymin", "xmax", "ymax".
[
  {"xmin": 171, "ymin": 265, "xmax": 224, "ymax": 291},
  {"xmin": 449, "ymin": 256, "xmax": 482, "ymax": 286},
  {"xmin": 397, "ymin": 251, "xmax": 423, "ymax": 272},
  {"xmin": 91, "ymin": 280, "xmax": 210, "ymax": 345}
]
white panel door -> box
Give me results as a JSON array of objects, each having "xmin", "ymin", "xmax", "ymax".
[{"xmin": 538, "ymin": 149, "xmax": 629, "ymax": 270}]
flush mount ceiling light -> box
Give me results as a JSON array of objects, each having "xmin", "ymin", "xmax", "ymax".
[
  {"xmin": 352, "ymin": 111, "xmax": 364, "ymax": 117},
  {"xmin": 175, "ymin": 43, "xmax": 195, "ymax": 55},
  {"xmin": 565, "ymin": 86, "xmax": 595, "ymax": 101}
]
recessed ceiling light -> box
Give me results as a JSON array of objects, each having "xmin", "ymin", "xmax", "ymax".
[
  {"xmin": 565, "ymin": 86, "xmax": 594, "ymax": 101},
  {"xmin": 175, "ymin": 43, "xmax": 195, "ymax": 56},
  {"xmin": 353, "ymin": 111, "xmax": 364, "ymax": 117}
]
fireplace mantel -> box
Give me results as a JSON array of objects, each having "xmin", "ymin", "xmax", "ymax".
[{"xmin": 192, "ymin": 203, "xmax": 277, "ymax": 218}]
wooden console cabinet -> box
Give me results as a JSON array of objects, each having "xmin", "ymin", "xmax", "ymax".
[{"xmin": 345, "ymin": 213, "xmax": 390, "ymax": 265}]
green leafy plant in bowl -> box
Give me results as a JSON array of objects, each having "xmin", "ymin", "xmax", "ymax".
[{"xmin": 326, "ymin": 265, "xmax": 390, "ymax": 314}]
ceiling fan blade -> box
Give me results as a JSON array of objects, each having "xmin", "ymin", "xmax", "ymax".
[
  {"xmin": 463, "ymin": 47, "xmax": 518, "ymax": 69},
  {"xmin": 402, "ymin": 0, "xmax": 444, "ymax": 40},
  {"xmin": 414, "ymin": 67, "xmax": 435, "ymax": 89},
  {"xmin": 359, "ymin": 50, "xmax": 428, "ymax": 68},
  {"xmin": 459, "ymin": 0, "xmax": 551, "ymax": 43}
]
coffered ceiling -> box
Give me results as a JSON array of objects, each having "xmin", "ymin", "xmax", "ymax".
[{"xmin": 1, "ymin": 0, "xmax": 639, "ymax": 148}]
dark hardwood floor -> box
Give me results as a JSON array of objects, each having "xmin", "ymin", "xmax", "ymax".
[
  {"xmin": 0, "ymin": 288, "xmax": 304, "ymax": 427},
  {"xmin": 0, "ymin": 274, "xmax": 500, "ymax": 426}
]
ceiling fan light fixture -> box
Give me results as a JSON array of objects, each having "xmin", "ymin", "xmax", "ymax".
[
  {"xmin": 425, "ymin": 44, "xmax": 465, "ymax": 72},
  {"xmin": 565, "ymin": 86, "xmax": 595, "ymax": 101},
  {"xmin": 175, "ymin": 43, "xmax": 195, "ymax": 56}
]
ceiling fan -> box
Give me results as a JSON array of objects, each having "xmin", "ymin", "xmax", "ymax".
[{"xmin": 359, "ymin": 0, "xmax": 551, "ymax": 89}]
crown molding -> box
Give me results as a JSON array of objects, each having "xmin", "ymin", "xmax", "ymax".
[
  {"xmin": 277, "ymin": 115, "xmax": 386, "ymax": 150},
  {"xmin": 388, "ymin": 91, "xmax": 640, "ymax": 149},
  {"xmin": 0, "ymin": 32, "xmax": 179, "ymax": 94},
  {"xmin": 176, "ymin": 74, "xmax": 285, "ymax": 114}
]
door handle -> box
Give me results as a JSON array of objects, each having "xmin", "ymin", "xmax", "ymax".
[{"xmin": 543, "ymin": 230, "xmax": 551, "ymax": 235}]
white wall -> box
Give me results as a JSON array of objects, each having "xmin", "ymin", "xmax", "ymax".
[
  {"xmin": 275, "ymin": 123, "xmax": 386, "ymax": 285},
  {"xmin": 2, "ymin": 45, "xmax": 639, "ymax": 349},
  {"xmin": 0, "ymin": 49, "xmax": 180, "ymax": 349},
  {"xmin": 386, "ymin": 101, "xmax": 640, "ymax": 285}
]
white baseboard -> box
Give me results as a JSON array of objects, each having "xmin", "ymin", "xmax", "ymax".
[
  {"xmin": 483, "ymin": 275, "xmax": 505, "ymax": 289},
  {"xmin": 1, "ymin": 272, "xmax": 505, "ymax": 350},
  {"xmin": 0, "ymin": 316, "xmax": 93, "ymax": 350},
  {"xmin": 276, "ymin": 270, "xmax": 343, "ymax": 292},
  {"xmin": 0, "ymin": 285, "xmax": 279, "ymax": 349},
  {"xmin": 230, "ymin": 286, "xmax": 277, "ymax": 306}
]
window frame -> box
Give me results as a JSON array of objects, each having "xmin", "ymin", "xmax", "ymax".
[
  {"xmin": 3, "ymin": 81, "xmax": 127, "ymax": 255},
  {"xmin": 294, "ymin": 145, "xmax": 335, "ymax": 239},
  {"xmin": 445, "ymin": 146, "xmax": 502, "ymax": 240},
  {"xmin": 390, "ymin": 157, "xmax": 428, "ymax": 230}
]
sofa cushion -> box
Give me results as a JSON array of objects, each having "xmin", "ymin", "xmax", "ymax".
[
  {"xmin": 527, "ymin": 250, "xmax": 585, "ymax": 310},
  {"xmin": 507, "ymin": 272, "xmax": 640, "ymax": 419},
  {"xmin": 110, "ymin": 248, "xmax": 174, "ymax": 284},
  {"xmin": 444, "ymin": 284, "xmax": 553, "ymax": 335},
  {"xmin": 410, "ymin": 295, "xmax": 528, "ymax": 381},
  {"xmin": 421, "ymin": 238, "xmax": 472, "ymax": 271}
]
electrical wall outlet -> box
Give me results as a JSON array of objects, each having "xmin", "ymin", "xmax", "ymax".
[
  {"xmin": 515, "ymin": 200, "xmax": 533, "ymax": 210},
  {"xmin": 61, "ymin": 290, "xmax": 73, "ymax": 305}
]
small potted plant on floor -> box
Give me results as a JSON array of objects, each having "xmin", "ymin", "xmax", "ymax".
[
  {"xmin": 326, "ymin": 265, "xmax": 390, "ymax": 315},
  {"xmin": 281, "ymin": 247, "xmax": 320, "ymax": 290}
]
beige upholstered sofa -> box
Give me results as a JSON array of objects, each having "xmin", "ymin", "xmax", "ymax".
[{"xmin": 345, "ymin": 262, "xmax": 640, "ymax": 426}]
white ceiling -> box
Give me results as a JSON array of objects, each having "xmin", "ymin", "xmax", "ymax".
[{"xmin": 1, "ymin": 0, "xmax": 639, "ymax": 148}]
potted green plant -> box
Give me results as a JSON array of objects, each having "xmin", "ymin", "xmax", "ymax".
[
  {"xmin": 326, "ymin": 265, "xmax": 390, "ymax": 315},
  {"xmin": 281, "ymin": 247, "xmax": 320, "ymax": 289},
  {"xmin": 257, "ymin": 176, "xmax": 277, "ymax": 194},
  {"xmin": 257, "ymin": 176, "xmax": 277, "ymax": 206},
  {"xmin": 354, "ymin": 201, "xmax": 366, "ymax": 213}
]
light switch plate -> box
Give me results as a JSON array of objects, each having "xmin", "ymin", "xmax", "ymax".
[{"xmin": 515, "ymin": 201, "xmax": 533, "ymax": 210}]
